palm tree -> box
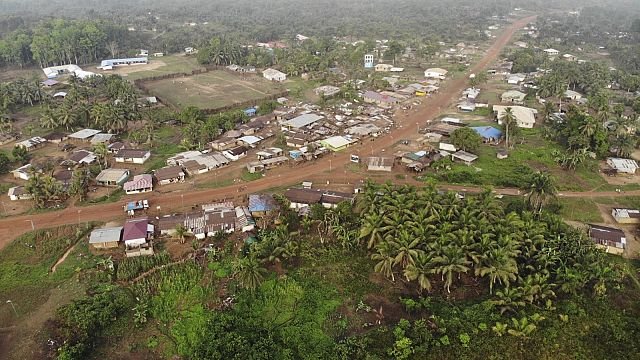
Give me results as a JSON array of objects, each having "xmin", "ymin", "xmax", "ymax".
[
  {"xmin": 525, "ymin": 172, "xmax": 557, "ymax": 215},
  {"xmin": 433, "ymin": 246, "xmax": 471, "ymax": 293},
  {"xmin": 93, "ymin": 142, "xmax": 109, "ymax": 169},
  {"xmin": 233, "ymin": 256, "xmax": 267, "ymax": 291},
  {"xmin": 372, "ymin": 242, "xmax": 396, "ymax": 282},
  {"xmin": 500, "ymin": 107, "xmax": 517, "ymax": 149},
  {"xmin": 389, "ymin": 228, "xmax": 423, "ymax": 269},
  {"xmin": 174, "ymin": 225, "xmax": 188, "ymax": 244},
  {"xmin": 404, "ymin": 252, "xmax": 434, "ymax": 292},
  {"xmin": 40, "ymin": 107, "xmax": 59, "ymax": 129},
  {"xmin": 477, "ymin": 249, "xmax": 518, "ymax": 294}
]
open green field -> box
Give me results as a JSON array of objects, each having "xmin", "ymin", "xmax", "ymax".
[
  {"xmin": 144, "ymin": 70, "xmax": 286, "ymax": 109},
  {"xmin": 114, "ymin": 55, "xmax": 204, "ymax": 81}
]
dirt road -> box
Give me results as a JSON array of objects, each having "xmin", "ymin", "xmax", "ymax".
[{"xmin": 0, "ymin": 16, "xmax": 550, "ymax": 247}]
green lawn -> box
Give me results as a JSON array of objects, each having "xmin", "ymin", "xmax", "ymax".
[
  {"xmin": 121, "ymin": 55, "xmax": 204, "ymax": 81},
  {"xmin": 145, "ymin": 70, "xmax": 286, "ymax": 109},
  {"xmin": 559, "ymin": 198, "xmax": 603, "ymax": 223}
]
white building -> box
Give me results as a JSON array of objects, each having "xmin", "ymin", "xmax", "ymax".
[
  {"xmin": 607, "ymin": 158, "xmax": 638, "ymax": 174},
  {"xmin": 543, "ymin": 48, "xmax": 559, "ymax": 57},
  {"xmin": 262, "ymin": 68, "xmax": 287, "ymax": 82},
  {"xmin": 424, "ymin": 68, "xmax": 448, "ymax": 80},
  {"xmin": 494, "ymin": 105, "xmax": 538, "ymax": 129}
]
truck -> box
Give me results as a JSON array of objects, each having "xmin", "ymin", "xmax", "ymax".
[{"xmin": 124, "ymin": 200, "xmax": 149, "ymax": 216}]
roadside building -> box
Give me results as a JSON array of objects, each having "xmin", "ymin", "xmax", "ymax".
[
  {"xmin": 248, "ymin": 194, "xmax": 279, "ymax": 217},
  {"xmin": 7, "ymin": 186, "xmax": 32, "ymax": 201},
  {"xmin": 15, "ymin": 137, "xmax": 47, "ymax": 151},
  {"xmin": 588, "ymin": 224, "xmax": 626, "ymax": 255},
  {"xmin": 89, "ymin": 226, "xmax": 122, "ymax": 249},
  {"xmin": 424, "ymin": 68, "xmax": 448, "ymax": 80},
  {"xmin": 123, "ymin": 174, "xmax": 154, "ymax": 194},
  {"xmin": 493, "ymin": 105, "xmax": 538, "ymax": 129},
  {"xmin": 154, "ymin": 166, "xmax": 185, "ymax": 185},
  {"xmin": 606, "ymin": 158, "xmax": 638, "ymax": 174},
  {"xmin": 367, "ymin": 156, "xmax": 394, "ymax": 172},
  {"xmin": 611, "ymin": 208, "xmax": 640, "ymax": 224},
  {"xmin": 115, "ymin": 149, "xmax": 151, "ymax": 164},
  {"xmin": 262, "ymin": 68, "xmax": 287, "ymax": 82}
]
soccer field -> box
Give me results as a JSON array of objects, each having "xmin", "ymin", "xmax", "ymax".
[{"xmin": 145, "ymin": 70, "xmax": 287, "ymax": 109}]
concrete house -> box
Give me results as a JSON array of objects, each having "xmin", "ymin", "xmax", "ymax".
[
  {"xmin": 123, "ymin": 174, "xmax": 154, "ymax": 194},
  {"xmin": 89, "ymin": 226, "xmax": 122, "ymax": 249},
  {"xmin": 154, "ymin": 166, "xmax": 185, "ymax": 185},
  {"xmin": 588, "ymin": 224, "xmax": 626, "ymax": 255},
  {"xmin": 606, "ymin": 157, "xmax": 638, "ymax": 174},
  {"xmin": 543, "ymin": 48, "xmax": 559, "ymax": 57},
  {"xmin": 284, "ymin": 188, "xmax": 323, "ymax": 209},
  {"xmin": 223, "ymin": 146, "xmax": 249, "ymax": 161},
  {"xmin": 122, "ymin": 218, "xmax": 154, "ymax": 250},
  {"xmin": 501, "ymin": 90, "xmax": 527, "ymax": 104},
  {"xmin": 367, "ymin": 156, "xmax": 394, "ymax": 172},
  {"xmin": 115, "ymin": 149, "xmax": 151, "ymax": 164},
  {"xmin": 564, "ymin": 89, "xmax": 582, "ymax": 100},
  {"xmin": 424, "ymin": 68, "xmax": 448, "ymax": 80},
  {"xmin": 16, "ymin": 137, "xmax": 47, "ymax": 151},
  {"xmin": 95, "ymin": 168, "xmax": 130, "ymax": 187},
  {"xmin": 262, "ymin": 68, "xmax": 287, "ymax": 82},
  {"xmin": 248, "ymin": 194, "xmax": 279, "ymax": 217},
  {"xmin": 374, "ymin": 63, "xmax": 394, "ymax": 72},
  {"xmin": 494, "ymin": 105, "xmax": 538, "ymax": 129},
  {"xmin": 611, "ymin": 208, "xmax": 640, "ymax": 224},
  {"xmin": 7, "ymin": 186, "xmax": 32, "ymax": 201},
  {"xmin": 363, "ymin": 91, "xmax": 399, "ymax": 107}
]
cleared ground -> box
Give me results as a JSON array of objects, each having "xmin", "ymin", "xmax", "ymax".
[
  {"xmin": 96, "ymin": 54, "xmax": 204, "ymax": 80},
  {"xmin": 144, "ymin": 70, "xmax": 286, "ymax": 109}
]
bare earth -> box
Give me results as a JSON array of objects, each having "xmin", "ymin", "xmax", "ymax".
[{"xmin": 6, "ymin": 16, "xmax": 602, "ymax": 250}]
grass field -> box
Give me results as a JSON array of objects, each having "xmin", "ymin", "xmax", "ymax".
[
  {"xmin": 111, "ymin": 55, "xmax": 204, "ymax": 81},
  {"xmin": 145, "ymin": 70, "xmax": 286, "ymax": 109}
]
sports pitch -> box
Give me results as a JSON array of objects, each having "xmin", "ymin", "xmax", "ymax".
[{"xmin": 145, "ymin": 70, "xmax": 287, "ymax": 109}]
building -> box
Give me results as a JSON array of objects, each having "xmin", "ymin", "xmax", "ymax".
[
  {"xmin": 367, "ymin": 156, "xmax": 394, "ymax": 172},
  {"xmin": 284, "ymin": 188, "xmax": 323, "ymax": 209},
  {"xmin": 68, "ymin": 128, "xmax": 101, "ymax": 142},
  {"xmin": 246, "ymin": 156, "xmax": 289, "ymax": 173},
  {"xmin": 66, "ymin": 150, "xmax": 97, "ymax": 166},
  {"xmin": 588, "ymin": 224, "xmax": 626, "ymax": 255},
  {"xmin": 364, "ymin": 54, "xmax": 374, "ymax": 68},
  {"xmin": 222, "ymin": 146, "xmax": 248, "ymax": 161},
  {"xmin": 362, "ymin": 91, "xmax": 399, "ymax": 107},
  {"xmin": 314, "ymin": 85, "xmax": 341, "ymax": 97},
  {"xmin": 451, "ymin": 150, "xmax": 478, "ymax": 165},
  {"xmin": 43, "ymin": 132, "xmax": 67, "ymax": 144},
  {"xmin": 237, "ymin": 136, "xmax": 263, "ymax": 148},
  {"xmin": 424, "ymin": 68, "xmax": 448, "ymax": 80},
  {"xmin": 611, "ymin": 208, "xmax": 640, "ymax": 224},
  {"xmin": 321, "ymin": 191, "xmax": 355, "ymax": 209},
  {"xmin": 7, "ymin": 186, "xmax": 32, "ymax": 201},
  {"xmin": 42, "ymin": 64, "xmax": 97, "ymax": 80},
  {"xmin": 115, "ymin": 149, "xmax": 151, "ymax": 164},
  {"xmin": 375, "ymin": 63, "xmax": 394, "ymax": 72},
  {"xmin": 262, "ymin": 68, "xmax": 287, "ymax": 82},
  {"xmin": 281, "ymin": 113, "xmax": 324, "ymax": 130},
  {"xmin": 320, "ymin": 136, "xmax": 355, "ymax": 152},
  {"xmin": 606, "ymin": 157, "xmax": 638, "ymax": 174},
  {"xmin": 11, "ymin": 164, "xmax": 39, "ymax": 181},
  {"xmin": 99, "ymin": 57, "xmax": 148, "ymax": 70},
  {"xmin": 462, "ymin": 88, "xmax": 480, "ymax": 100},
  {"xmin": 16, "ymin": 137, "xmax": 47, "ymax": 151},
  {"xmin": 564, "ymin": 89, "xmax": 582, "ymax": 100},
  {"xmin": 493, "ymin": 105, "xmax": 538, "ymax": 129},
  {"xmin": 89, "ymin": 227, "xmax": 122, "ymax": 249},
  {"xmin": 235, "ymin": 206, "xmax": 256, "ymax": 232},
  {"xmin": 123, "ymin": 174, "xmax": 154, "ymax": 194},
  {"xmin": 514, "ymin": 41, "xmax": 528, "ymax": 48},
  {"xmin": 471, "ymin": 126, "xmax": 502, "ymax": 143},
  {"xmin": 390, "ymin": 67, "xmax": 404, "ymax": 72},
  {"xmin": 501, "ymin": 90, "xmax": 527, "ymax": 104},
  {"xmin": 154, "ymin": 166, "xmax": 185, "ymax": 185},
  {"xmin": 248, "ymin": 194, "xmax": 279, "ymax": 217},
  {"xmin": 96, "ymin": 168, "xmax": 130, "ymax": 187},
  {"xmin": 543, "ymin": 48, "xmax": 559, "ymax": 57},
  {"xmin": 562, "ymin": 54, "xmax": 577, "ymax": 61},
  {"xmin": 507, "ymin": 73, "xmax": 527, "ymax": 85},
  {"xmin": 90, "ymin": 133, "xmax": 115, "ymax": 145},
  {"xmin": 167, "ymin": 151, "xmax": 229, "ymax": 175},
  {"xmin": 122, "ymin": 218, "xmax": 154, "ymax": 249}
]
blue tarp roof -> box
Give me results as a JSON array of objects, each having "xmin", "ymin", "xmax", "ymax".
[
  {"xmin": 471, "ymin": 126, "xmax": 502, "ymax": 140},
  {"xmin": 244, "ymin": 108, "xmax": 257, "ymax": 116},
  {"xmin": 248, "ymin": 194, "xmax": 278, "ymax": 212}
]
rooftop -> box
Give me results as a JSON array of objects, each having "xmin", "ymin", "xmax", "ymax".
[
  {"xmin": 123, "ymin": 174, "xmax": 153, "ymax": 192},
  {"xmin": 154, "ymin": 166, "xmax": 185, "ymax": 181},
  {"xmin": 89, "ymin": 226, "xmax": 123, "ymax": 244},
  {"xmin": 248, "ymin": 194, "xmax": 279, "ymax": 212},
  {"xmin": 282, "ymin": 113, "xmax": 324, "ymax": 129},
  {"xmin": 69, "ymin": 128, "xmax": 101, "ymax": 140},
  {"xmin": 96, "ymin": 168, "xmax": 129, "ymax": 183},
  {"xmin": 122, "ymin": 218, "xmax": 149, "ymax": 241}
]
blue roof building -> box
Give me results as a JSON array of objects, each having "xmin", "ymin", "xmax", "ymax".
[
  {"xmin": 248, "ymin": 194, "xmax": 279, "ymax": 217},
  {"xmin": 244, "ymin": 107, "xmax": 257, "ymax": 117},
  {"xmin": 100, "ymin": 57, "xmax": 148, "ymax": 68},
  {"xmin": 471, "ymin": 126, "xmax": 502, "ymax": 141}
]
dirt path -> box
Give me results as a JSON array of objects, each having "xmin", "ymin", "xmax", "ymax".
[
  {"xmin": 129, "ymin": 258, "xmax": 190, "ymax": 283},
  {"xmin": 0, "ymin": 15, "xmax": 551, "ymax": 248},
  {"xmin": 50, "ymin": 243, "xmax": 77, "ymax": 273}
]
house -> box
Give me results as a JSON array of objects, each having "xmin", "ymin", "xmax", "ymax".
[
  {"xmin": 235, "ymin": 206, "xmax": 256, "ymax": 232},
  {"xmin": 507, "ymin": 73, "xmax": 527, "ymax": 85},
  {"xmin": 123, "ymin": 174, "xmax": 154, "ymax": 194},
  {"xmin": 41, "ymin": 79, "xmax": 59, "ymax": 87},
  {"xmin": 96, "ymin": 168, "xmax": 130, "ymax": 187},
  {"xmin": 543, "ymin": 48, "xmax": 559, "ymax": 57},
  {"xmin": 452, "ymin": 150, "xmax": 478, "ymax": 165},
  {"xmin": 493, "ymin": 105, "xmax": 538, "ymax": 129},
  {"xmin": 154, "ymin": 166, "xmax": 185, "ymax": 185},
  {"xmin": 69, "ymin": 128, "xmax": 101, "ymax": 142},
  {"xmin": 66, "ymin": 150, "xmax": 97, "ymax": 166},
  {"xmin": 99, "ymin": 57, "xmax": 148, "ymax": 70},
  {"xmin": 564, "ymin": 89, "xmax": 582, "ymax": 100},
  {"xmin": 367, "ymin": 156, "xmax": 394, "ymax": 172},
  {"xmin": 53, "ymin": 92, "xmax": 67, "ymax": 98},
  {"xmin": 514, "ymin": 41, "xmax": 528, "ymax": 48},
  {"xmin": 501, "ymin": 90, "xmax": 527, "ymax": 104},
  {"xmin": 314, "ymin": 85, "xmax": 341, "ymax": 97},
  {"xmin": 562, "ymin": 54, "xmax": 577, "ymax": 61},
  {"xmin": 262, "ymin": 68, "xmax": 287, "ymax": 82},
  {"xmin": 457, "ymin": 102, "xmax": 476, "ymax": 112},
  {"xmin": 89, "ymin": 226, "xmax": 122, "ymax": 249},
  {"xmin": 16, "ymin": 136, "xmax": 47, "ymax": 151},
  {"xmin": 43, "ymin": 132, "xmax": 67, "ymax": 144},
  {"xmin": 115, "ymin": 149, "xmax": 151, "ymax": 164},
  {"xmin": 284, "ymin": 188, "xmax": 323, "ymax": 209},
  {"xmin": 184, "ymin": 205, "xmax": 237, "ymax": 239},
  {"xmin": 611, "ymin": 208, "xmax": 640, "ymax": 224},
  {"xmin": 248, "ymin": 194, "xmax": 279, "ymax": 217},
  {"xmin": 606, "ymin": 157, "xmax": 638, "ymax": 174},
  {"xmin": 167, "ymin": 151, "xmax": 229, "ymax": 175},
  {"xmin": 157, "ymin": 214, "xmax": 190, "ymax": 236},
  {"xmin": 320, "ymin": 136, "xmax": 355, "ymax": 152},
  {"xmin": 281, "ymin": 113, "xmax": 324, "ymax": 130},
  {"xmin": 321, "ymin": 191, "xmax": 355, "ymax": 209},
  {"xmin": 402, "ymin": 151, "xmax": 427, "ymax": 164},
  {"xmin": 390, "ymin": 67, "xmax": 404, "ymax": 72},
  {"xmin": 346, "ymin": 123, "xmax": 381, "ymax": 138},
  {"xmin": 208, "ymin": 137, "xmax": 238, "ymax": 151},
  {"xmin": 122, "ymin": 218, "xmax": 154, "ymax": 249},
  {"xmin": 237, "ymin": 136, "xmax": 262, "ymax": 148},
  {"xmin": 375, "ymin": 63, "xmax": 394, "ymax": 72},
  {"xmin": 90, "ymin": 133, "xmax": 115, "ymax": 145},
  {"xmin": 11, "ymin": 164, "xmax": 40, "ymax": 181},
  {"xmin": 108, "ymin": 142, "xmax": 126, "ymax": 154},
  {"xmin": 424, "ymin": 68, "xmax": 448, "ymax": 80},
  {"xmin": 471, "ymin": 126, "xmax": 502, "ymax": 143},
  {"xmin": 223, "ymin": 146, "xmax": 248, "ymax": 161},
  {"xmin": 7, "ymin": 186, "xmax": 32, "ymax": 201},
  {"xmin": 53, "ymin": 169, "xmax": 73, "ymax": 188},
  {"xmin": 588, "ymin": 224, "xmax": 626, "ymax": 255},
  {"xmin": 362, "ymin": 91, "xmax": 399, "ymax": 107},
  {"xmin": 462, "ymin": 88, "xmax": 480, "ymax": 100},
  {"xmin": 185, "ymin": 47, "xmax": 197, "ymax": 54},
  {"xmin": 42, "ymin": 64, "xmax": 97, "ymax": 79}
]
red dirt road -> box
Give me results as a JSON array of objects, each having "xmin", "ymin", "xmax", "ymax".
[{"xmin": 0, "ymin": 16, "xmax": 552, "ymax": 247}]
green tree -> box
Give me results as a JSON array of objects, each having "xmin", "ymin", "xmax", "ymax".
[
  {"xmin": 12, "ymin": 145, "xmax": 30, "ymax": 164},
  {"xmin": 450, "ymin": 127, "xmax": 482, "ymax": 153}
]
